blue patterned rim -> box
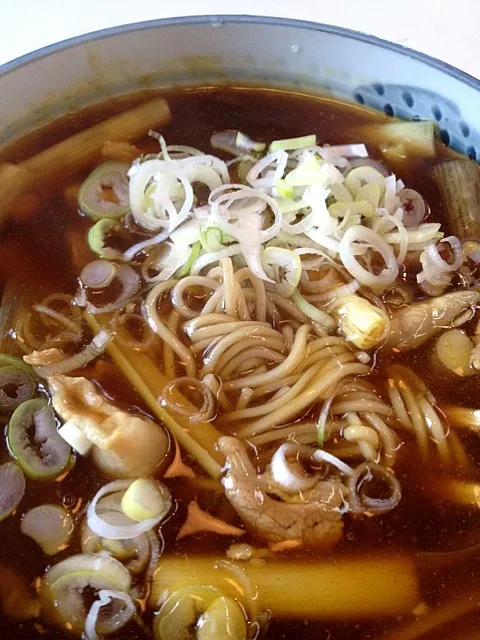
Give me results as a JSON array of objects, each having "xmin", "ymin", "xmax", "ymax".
[{"xmin": 0, "ymin": 14, "xmax": 479, "ymax": 91}]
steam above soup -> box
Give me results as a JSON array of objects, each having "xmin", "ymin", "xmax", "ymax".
[{"xmin": 0, "ymin": 87, "xmax": 480, "ymax": 640}]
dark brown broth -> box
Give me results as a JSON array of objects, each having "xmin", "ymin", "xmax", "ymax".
[{"xmin": 1, "ymin": 87, "xmax": 480, "ymax": 640}]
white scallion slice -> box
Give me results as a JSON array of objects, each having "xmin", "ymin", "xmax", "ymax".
[
  {"xmin": 312, "ymin": 449, "xmax": 354, "ymax": 475},
  {"xmin": 276, "ymin": 179, "xmax": 295, "ymax": 199},
  {"xmin": 339, "ymin": 225, "xmax": 399, "ymax": 289},
  {"xmin": 262, "ymin": 247, "xmax": 302, "ymax": 297},
  {"xmin": 330, "ymin": 182, "xmax": 354, "ymax": 203},
  {"xmin": 84, "ymin": 590, "xmax": 135, "ymax": 640},
  {"xmin": 356, "ymin": 182, "xmax": 381, "ymax": 209},
  {"xmin": 285, "ymin": 155, "xmax": 343, "ymax": 188},
  {"xmin": 178, "ymin": 242, "xmax": 202, "ymax": 277},
  {"xmin": 170, "ymin": 219, "xmax": 202, "ymax": 247},
  {"xmin": 21, "ymin": 504, "xmax": 74, "ymax": 555},
  {"xmin": 87, "ymin": 479, "xmax": 171, "ymax": 539},
  {"xmin": 434, "ymin": 329, "xmax": 474, "ymax": 377},
  {"xmin": 328, "ymin": 201, "xmax": 374, "ymax": 219},
  {"xmin": 121, "ymin": 479, "xmax": 170, "ymax": 522},
  {"xmin": 344, "ymin": 166, "xmax": 386, "ymax": 198},
  {"xmin": 58, "ymin": 422, "xmax": 92, "ymax": 456},
  {"xmin": 330, "ymin": 294, "xmax": 389, "ymax": 349},
  {"xmin": 200, "ymin": 226, "xmax": 224, "ymax": 252},
  {"xmin": 270, "ymin": 443, "xmax": 319, "ymax": 493},
  {"xmin": 319, "ymin": 143, "xmax": 368, "ymax": 159},
  {"xmin": 269, "ymin": 134, "xmax": 317, "ymax": 152},
  {"xmin": 291, "ymin": 290, "xmax": 336, "ymax": 331}
]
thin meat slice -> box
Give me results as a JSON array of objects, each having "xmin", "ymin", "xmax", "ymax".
[{"xmin": 218, "ymin": 436, "xmax": 345, "ymax": 549}]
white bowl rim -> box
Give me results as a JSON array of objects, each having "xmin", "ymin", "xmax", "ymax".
[{"xmin": 0, "ymin": 14, "xmax": 479, "ymax": 92}]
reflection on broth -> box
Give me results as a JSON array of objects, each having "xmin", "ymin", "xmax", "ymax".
[{"xmin": 0, "ymin": 87, "xmax": 480, "ymax": 640}]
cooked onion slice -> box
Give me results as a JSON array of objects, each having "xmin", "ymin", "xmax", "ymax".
[
  {"xmin": 21, "ymin": 504, "xmax": 74, "ymax": 555},
  {"xmin": 33, "ymin": 329, "xmax": 112, "ymax": 378},
  {"xmin": 0, "ymin": 462, "xmax": 25, "ymax": 522},
  {"xmin": 85, "ymin": 264, "xmax": 140, "ymax": 314},
  {"xmin": 87, "ymin": 479, "xmax": 171, "ymax": 540},
  {"xmin": 347, "ymin": 462, "xmax": 401, "ymax": 514},
  {"xmin": 84, "ymin": 590, "xmax": 135, "ymax": 640},
  {"xmin": 270, "ymin": 443, "xmax": 320, "ymax": 493}
]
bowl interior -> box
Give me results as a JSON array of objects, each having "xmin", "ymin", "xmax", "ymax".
[{"xmin": 1, "ymin": 16, "xmax": 480, "ymax": 159}]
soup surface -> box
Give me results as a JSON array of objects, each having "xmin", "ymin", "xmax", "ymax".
[{"xmin": 0, "ymin": 86, "xmax": 479, "ymax": 640}]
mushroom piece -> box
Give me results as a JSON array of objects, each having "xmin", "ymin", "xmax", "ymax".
[
  {"xmin": 218, "ymin": 437, "xmax": 344, "ymax": 549},
  {"xmin": 385, "ymin": 290, "xmax": 480, "ymax": 352}
]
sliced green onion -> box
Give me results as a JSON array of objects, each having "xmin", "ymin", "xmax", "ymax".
[
  {"xmin": 344, "ymin": 167, "xmax": 386, "ymax": 198},
  {"xmin": 121, "ymin": 478, "xmax": 170, "ymax": 522},
  {"xmin": 58, "ymin": 421, "xmax": 93, "ymax": 456},
  {"xmin": 41, "ymin": 555, "xmax": 132, "ymax": 636},
  {"xmin": 236, "ymin": 131, "xmax": 266, "ymax": 152},
  {"xmin": 285, "ymin": 155, "xmax": 322, "ymax": 187},
  {"xmin": 154, "ymin": 585, "xmax": 225, "ymax": 640},
  {"xmin": 81, "ymin": 260, "xmax": 118, "ymax": 289},
  {"xmin": 211, "ymin": 130, "xmax": 265, "ymax": 156},
  {"xmin": 383, "ymin": 223, "xmax": 441, "ymax": 245},
  {"xmin": 7, "ymin": 399, "xmax": 72, "ymax": 481},
  {"xmin": 0, "ymin": 462, "xmax": 25, "ymax": 522},
  {"xmin": 195, "ymin": 596, "xmax": 247, "ymax": 640},
  {"xmin": 269, "ymin": 134, "xmax": 317, "ymax": 152},
  {"xmin": 21, "ymin": 504, "xmax": 74, "ymax": 555},
  {"xmin": 87, "ymin": 219, "xmax": 123, "ymax": 260},
  {"xmin": 262, "ymin": 247, "xmax": 302, "ymax": 297},
  {"xmin": 356, "ymin": 182, "xmax": 381, "ymax": 209},
  {"xmin": 330, "ymin": 183, "xmax": 354, "ymax": 203},
  {"xmin": 171, "ymin": 219, "xmax": 202, "ymax": 247},
  {"xmin": 291, "ymin": 290, "xmax": 336, "ymax": 331},
  {"xmin": 328, "ymin": 201, "xmax": 374, "ymax": 219},
  {"xmin": 316, "ymin": 398, "xmax": 333, "ymax": 448},
  {"xmin": 87, "ymin": 479, "xmax": 171, "ymax": 539},
  {"xmin": 177, "ymin": 241, "xmax": 202, "ymax": 277},
  {"xmin": 0, "ymin": 365, "xmax": 36, "ymax": 412},
  {"xmin": 200, "ymin": 227, "xmax": 224, "ymax": 252},
  {"xmin": 276, "ymin": 179, "xmax": 295, "ymax": 199},
  {"xmin": 237, "ymin": 159, "xmax": 254, "ymax": 184},
  {"xmin": 274, "ymin": 197, "xmax": 305, "ymax": 214},
  {"xmin": 78, "ymin": 161, "xmax": 130, "ymax": 221},
  {"xmin": 0, "ymin": 354, "xmax": 35, "ymax": 376},
  {"xmin": 434, "ymin": 329, "xmax": 473, "ymax": 377}
]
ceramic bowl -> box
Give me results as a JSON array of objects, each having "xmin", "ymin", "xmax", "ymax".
[{"xmin": 1, "ymin": 15, "xmax": 480, "ymax": 159}]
